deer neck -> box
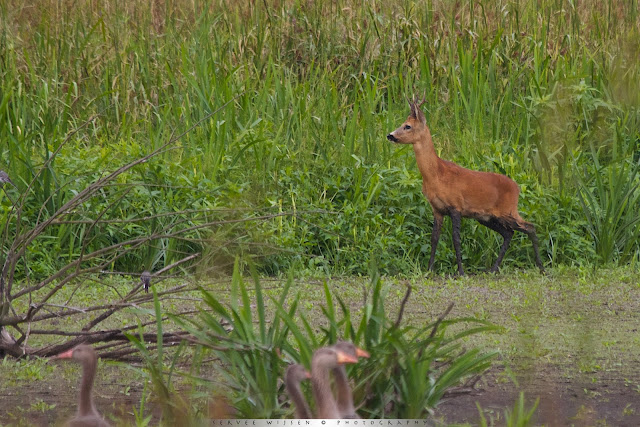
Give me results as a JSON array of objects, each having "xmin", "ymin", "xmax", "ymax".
[{"xmin": 413, "ymin": 128, "xmax": 440, "ymax": 184}]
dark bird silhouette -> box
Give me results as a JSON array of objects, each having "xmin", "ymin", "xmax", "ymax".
[
  {"xmin": 0, "ymin": 170, "xmax": 15, "ymax": 188},
  {"xmin": 140, "ymin": 270, "xmax": 151, "ymax": 293}
]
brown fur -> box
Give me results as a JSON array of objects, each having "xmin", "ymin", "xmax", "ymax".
[{"xmin": 387, "ymin": 97, "xmax": 544, "ymax": 275}]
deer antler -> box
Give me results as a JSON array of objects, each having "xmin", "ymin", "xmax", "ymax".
[{"xmin": 407, "ymin": 94, "xmax": 426, "ymax": 119}]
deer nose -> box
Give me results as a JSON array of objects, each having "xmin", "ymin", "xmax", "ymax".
[{"xmin": 387, "ymin": 134, "xmax": 398, "ymax": 142}]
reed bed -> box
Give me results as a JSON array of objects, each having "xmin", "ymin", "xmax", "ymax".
[{"xmin": 1, "ymin": 0, "xmax": 639, "ymax": 275}]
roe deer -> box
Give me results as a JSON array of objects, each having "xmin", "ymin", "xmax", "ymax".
[{"xmin": 387, "ymin": 97, "xmax": 545, "ymax": 275}]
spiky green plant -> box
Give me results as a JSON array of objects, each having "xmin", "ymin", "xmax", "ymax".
[
  {"xmin": 125, "ymin": 289, "xmax": 190, "ymax": 425},
  {"xmin": 171, "ymin": 260, "xmax": 293, "ymax": 418},
  {"xmin": 176, "ymin": 263, "xmax": 498, "ymax": 418},
  {"xmin": 578, "ymin": 155, "xmax": 640, "ymax": 264},
  {"xmin": 478, "ymin": 392, "xmax": 540, "ymax": 427}
]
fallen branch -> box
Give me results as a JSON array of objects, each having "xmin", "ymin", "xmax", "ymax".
[
  {"xmin": 393, "ymin": 282, "xmax": 412, "ymax": 329},
  {"xmin": 429, "ymin": 302, "xmax": 454, "ymax": 339}
]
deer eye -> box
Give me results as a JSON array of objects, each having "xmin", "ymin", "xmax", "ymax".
[{"xmin": 404, "ymin": 125, "xmax": 412, "ymax": 130}]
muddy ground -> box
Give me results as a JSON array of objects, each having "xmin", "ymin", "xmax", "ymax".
[
  {"xmin": 435, "ymin": 364, "xmax": 640, "ymax": 426},
  {"xmin": 2, "ymin": 358, "xmax": 639, "ymax": 426},
  {"xmin": 1, "ymin": 269, "xmax": 639, "ymax": 426}
]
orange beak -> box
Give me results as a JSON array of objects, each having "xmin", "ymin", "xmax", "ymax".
[
  {"xmin": 51, "ymin": 348, "xmax": 74, "ymax": 360},
  {"xmin": 355, "ymin": 347, "xmax": 370, "ymax": 358},
  {"xmin": 336, "ymin": 350, "xmax": 358, "ymax": 364},
  {"xmin": 304, "ymin": 370, "xmax": 311, "ymax": 379}
]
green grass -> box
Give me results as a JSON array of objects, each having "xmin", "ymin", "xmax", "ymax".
[{"xmin": 0, "ymin": 0, "xmax": 638, "ymax": 278}]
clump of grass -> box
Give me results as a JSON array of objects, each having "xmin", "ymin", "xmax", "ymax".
[
  {"xmin": 169, "ymin": 261, "xmax": 498, "ymax": 419},
  {"xmin": 578, "ymin": 154, "xmax": 640, "ymax": 265},
  {"xmin": 477, "ymin": 392, "xmax": 540, "ymax": 427},
  {"xmin": 171, "ymin": 261, "xmax": 294, "ymax": 418},
  {"xmin": 126, "ymin": 290, "xmax": 190, "ymax": 425}
]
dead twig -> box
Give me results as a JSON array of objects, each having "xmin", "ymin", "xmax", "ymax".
[
  {"xmin": 429, "ymin": 302, "xmax": 454, "ymax": 339},
  {"xmin": 393, "ymin": 282, "xmax": 412, "ymax": 329}
]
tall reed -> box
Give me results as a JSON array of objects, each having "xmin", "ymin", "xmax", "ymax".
[{"xmin": 1, "ymin": 0, "xmax": 638, "ymax": 274}]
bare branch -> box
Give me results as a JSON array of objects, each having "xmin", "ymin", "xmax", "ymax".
[
  {"xmin": 48, "ymin": 206, "xmax": 282, "ymax": 225},
  {"xmin": 82, "ymin": 254, "xmax": 200, "ymax": 332},
  {"xmin": 429, "ymin": 302, "xmax": 454, "ymax": 340},
  {"xmin": 4, "ymin": 94, "xmax": 241, "ymax": 298},
  {"xmin": 393, "ymin": 282, "xmax": 412, "ymax": 329},
  {"xmin": 11, "ymin": 210, "xmax": 320, "ymax": 300}
]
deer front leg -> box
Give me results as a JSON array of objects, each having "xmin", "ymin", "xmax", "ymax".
[
  {"xmin": 428, "ymin": 212, "xmax": 444, "ymax": 271},
  {"xmin": 449, "ymin": 209, "xmax": 464, "ymax": 276}
]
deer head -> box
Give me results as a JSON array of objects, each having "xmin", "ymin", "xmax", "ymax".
[{"xmin": 387, "ymin": 96, "xmax": 427, "ymax": 144}]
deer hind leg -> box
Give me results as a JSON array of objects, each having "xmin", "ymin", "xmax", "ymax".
[
  {"xmin": 428, "ymin": 212, "xmax": 444, "ymax": 271},
  {"xmin": 449, "ymin": 209, "xmax": 464, "ymax": 276},
  {"xmin": 514, "ymin": 221, "xmax": 545, "ymax": 273},
  {"xmin": 479, "ymin": 218, "xmax": 514, "ymax": 273}
]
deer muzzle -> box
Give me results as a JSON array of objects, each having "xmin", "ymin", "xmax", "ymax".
[{"xmin": 387, "ymin": 133, "xmax": 398, "ymax": 142}]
